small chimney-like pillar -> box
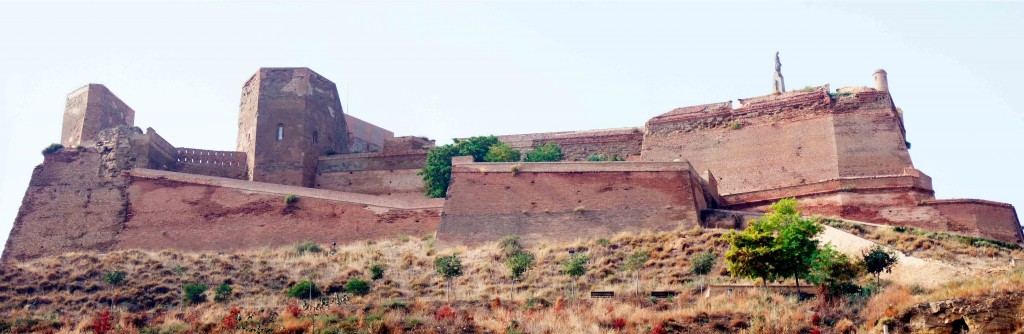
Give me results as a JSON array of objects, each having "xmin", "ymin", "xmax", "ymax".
[{"xmin": 873, "ymin": 69, "xmax": 889, "ymax": 91}]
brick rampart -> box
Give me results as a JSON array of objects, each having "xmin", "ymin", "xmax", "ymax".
[
  {"xmin": 175, "ymin": 148, "xmax": 248, "ymax": 180},
  {"xmin": 1, "ymin": 150, "xmax": 128, "ymax": 264},
  {"xmin": 497, "ymin": 127, "xmax": 644, "ymax": 161},
  {"xmin": 315, "ymin": 148, "xmax": 428, "ymax": 195},
  {"xmin": 1, "ymin": 151, "xmax": 443, "ymax": 264},
  {"xmin": 641, "ymin": 87, "xmax": 913, "ymax": 196},
  {"xmin": 436, "ymin": 160, "xmax": 712, "ymax": 246},
  {"xmin": 119, "ymin": 175, "xmax": 439, "ymax": 253}
]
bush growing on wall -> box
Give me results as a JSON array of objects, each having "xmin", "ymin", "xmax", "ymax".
[
  {"xmin": 585, "ymin": 154, "xmax": 623, "ymax": 161},
  {"xmin": 419, "ymin": 136, "xmax": 503, "ymax": 198},
  {"xmin": 524, "ymin": 142, "xmax": 563, "ymax": 162},
  {"xmin": 41, "ymin": 143, "xmax": 64, "ymax": 155},
  {"xmin": 483, "ymin": 142, "xmax": 521, "ymax": 162}
]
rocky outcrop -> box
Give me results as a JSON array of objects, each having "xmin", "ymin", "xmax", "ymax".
[{"xmin": 894, "ymin": 291, "xmax": 1024, "ymax": 333}]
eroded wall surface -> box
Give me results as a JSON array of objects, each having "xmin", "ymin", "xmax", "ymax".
[
  {"xmin": 437, "ymin": 161, "xmax": 710, "ymax": 246},
  {"xmin": 1, "ymin": 150, "xmax": 128, "ymax": 264},
  {"xmin": 1, "ymin": 150, "xmax": 442, "ymax": 264},
  {"xmin": 497, "ymin": 127, "xmax": 644, "ymax": 161},
  {"xmin": 61, "ymin": 84, "xmax": 135, "ymax": 147}
]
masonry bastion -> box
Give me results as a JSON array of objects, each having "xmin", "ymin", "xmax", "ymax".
[{"xmin": 3, "ymin": 67, "xmax": 1021, "ymax": 264}]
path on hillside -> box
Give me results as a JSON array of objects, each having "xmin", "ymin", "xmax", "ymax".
[{"xmin": 818, "ymin": 226, "xmax": 967, "ymax": 288}]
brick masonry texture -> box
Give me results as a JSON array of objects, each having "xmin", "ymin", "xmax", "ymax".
[
  {"xmin": 61, "ymin": 84, "xmax": 135, "ymax": 147},
  {"xmin": 436, "ymin": 161, "xmax": 713, "ymax": 246},
  {"xmin": 1, "ymin": 148, "xmax": 441, "ymax": 264},
  {"xmin": 237, "ymin": 68, "xmax": 349, "ymax": 187},
  {"xmin": 497, "ymin": 127, "xmax": 644, "ymax": 161},
  {"xmin": 5, "ymin": 69, "xmax": 1022, "ymax": 265}
]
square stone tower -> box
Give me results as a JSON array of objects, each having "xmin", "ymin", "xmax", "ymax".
[
  {"xmin": 236, "ymin": 68, "xmax": 349, "ymax": 187},
  {"xmin": 61, "ymin": 84, "xmax": 135, "ymax": 147}
]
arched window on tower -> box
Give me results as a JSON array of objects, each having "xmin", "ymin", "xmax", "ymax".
[
  {"xmin": 277, "ymin": 124, "xmax": 284, "ymax": 141},
  {"xmin": 312, "ymin": 131, "xmax": 319, "ymax": 144}
]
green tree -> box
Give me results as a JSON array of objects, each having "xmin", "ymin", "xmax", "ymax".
[
  {"xmin": 561, "ymin": 254, "xmax": 589, "ymax": 299},
  {"xmin": 622, "ymin": 250, "xmax": 649, "ymax": 296},
  {"xmin": 722, "ymin": 198, "xmax": 823, "ymax": 288},
  {"xmin": 214, "ymin": 283, "xmax": 233, "ymax": 302},
  {"xmin": 369, "ymin": 263, "xmax": 385, "ymax": 281},
  {"xmin": 483, "ymin": 143, "xmax": 521, "ymax": 162},
  {"xmin": 182, "ymin": 283, "xmax": 208, "ymax": 305},
  {"xmin": 769, "ymin": 199, "xmax": 824, "ymax": 289},
  {"xmin": 505, "ymin": 251, "xmax": 535, "ymax": 299},
  {"xmin": 524, "ymin": 142, "xmax": 563, "ymax": 162},
  {"xmin": 103, "ymin": 271, "xmax": 126, "ymax": 309},
  {"xmin": 419, "ymin": 136, "xmax": 502, "ymax": 198},
  {"xmin": 690, "ymin": 251, "xmax": 716, "ymax": 292},
  {"xmin": 862, "ymin": 245, "xmax": 899, "ymax": 286},
  {"xmin": 434, "ymin": 253, "xmax": 464, "ymax": 302},
  {"xmin": 807, "ymin": 244, "xmax": 865, "ymax": 298}
]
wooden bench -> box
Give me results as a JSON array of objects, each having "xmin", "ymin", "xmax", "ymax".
[
  {"xmin": 650, "ymin": 291, "xmax": 677, "ymax": 298},
  {"xmin": 590, "ymin": 291, "xmax": 614, "ymax": 298}
]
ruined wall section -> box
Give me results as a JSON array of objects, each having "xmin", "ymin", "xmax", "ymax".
[
  {"xmin": 437, "ymin": 160, "xmax": 711, "ymax": 246},
  {"xmin": 1, "ymin": 149, "xmax": 128, "ymax": 264},
  {"xmin": 61, "ymin": 84, "xmax": 136, "ymax": 147},
  {"xmin": 345, "ymin": 114, "xmax": 394, "ymax": 153},
  {"xmin": 497, "ymin": 127, "xmax": 644, "ymax": 161},
  {"xmin": 642, "ymin": 89, "xmax": 840, "ymax": 195},
  {"xmin": 315, "ymin": 137, "xmax": 430, "ymax": 196}
]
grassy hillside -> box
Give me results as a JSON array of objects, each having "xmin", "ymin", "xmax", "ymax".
[{"xmin": 0, "ymin": 225, "xmax": 1021, "ymax": 333}]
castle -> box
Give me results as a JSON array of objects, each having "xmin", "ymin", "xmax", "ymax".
[{"xmin": 3, "ymin": 66, "xmax": 1022, "ymax": 264}]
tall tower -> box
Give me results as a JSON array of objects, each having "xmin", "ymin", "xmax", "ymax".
[
  {"xmin": 236, "ymin": 68, "xmax": 349, "ymax": 187},
  {"xmin": 61, "ymin": 84, "xmax": 135, "ymax": 147}
]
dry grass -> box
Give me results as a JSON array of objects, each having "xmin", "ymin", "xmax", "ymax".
[
  {"xmin": 820, "ymin": 219, "xmax": 1023, "ymax": 268},
  {"xmin": 0, "ymin": 226, "xmax": 1021, "ymax": 333}
]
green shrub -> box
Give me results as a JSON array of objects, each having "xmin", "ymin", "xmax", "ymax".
[
  {"xmin": 369, "ymin": 264, "xmax": 385, "ymax": 281},
  {"xmin": 728, "ymin": 121, "xmax": 743, "ymax": 130},
  {"xmin": 498, "ymin": 235, "xmax": 524, "ymax": 259},
  {"xmin": 344, "ymin": 279, "xmax": 371, "ymax": 295},
  {"xmin": 382, "ymin": 299, "xmax": 407, "ymax": 310},
  {"xmin": 483, "ymin": 142, "xmax": 521, "ymax": 162},
  {"xmin": 295, "ymin": 240, "xmax": 323, "ymax": 255},
  {"xmin": 104, "ymin": 271, "xmax": 126, "ymax": 286},
  {"xmin": 284, "ymin": 195, "xmax": 299, "ymax": 205},
  {"xmin": 288, "ymin": 280, "xmax": 322, "ymax": 299},
  {"xmin": 182, "ymin": 283, "xmax": 208, "ymax": 305},
  {"xmin": 41, "ymin": 143, "xmax": 64, "ymax": 155},
  {"xmin": 586, "ymin": 154, "xmax": 623, "ymax": 162},
  {"xmin": 214, "ymin": 283, "xmax": 233, "ymax": 302},
  {"xmin": 524, "ymin": 142, "xmax": 563, "ymax": 162}
]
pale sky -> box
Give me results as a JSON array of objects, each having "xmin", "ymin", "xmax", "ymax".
[{"xmin": 1, "ymin": 1, "xmax": 1022, "ymax": 252}]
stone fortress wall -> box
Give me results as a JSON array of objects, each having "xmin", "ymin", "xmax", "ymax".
[{"xmin": 3, "ymin": 66, "xmax": 1021, "ymax": 264}]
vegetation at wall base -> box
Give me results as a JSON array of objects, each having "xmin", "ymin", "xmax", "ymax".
[{"xmin": 0, "ymin": 206, "xmax": 1021, "ymax": 333}]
